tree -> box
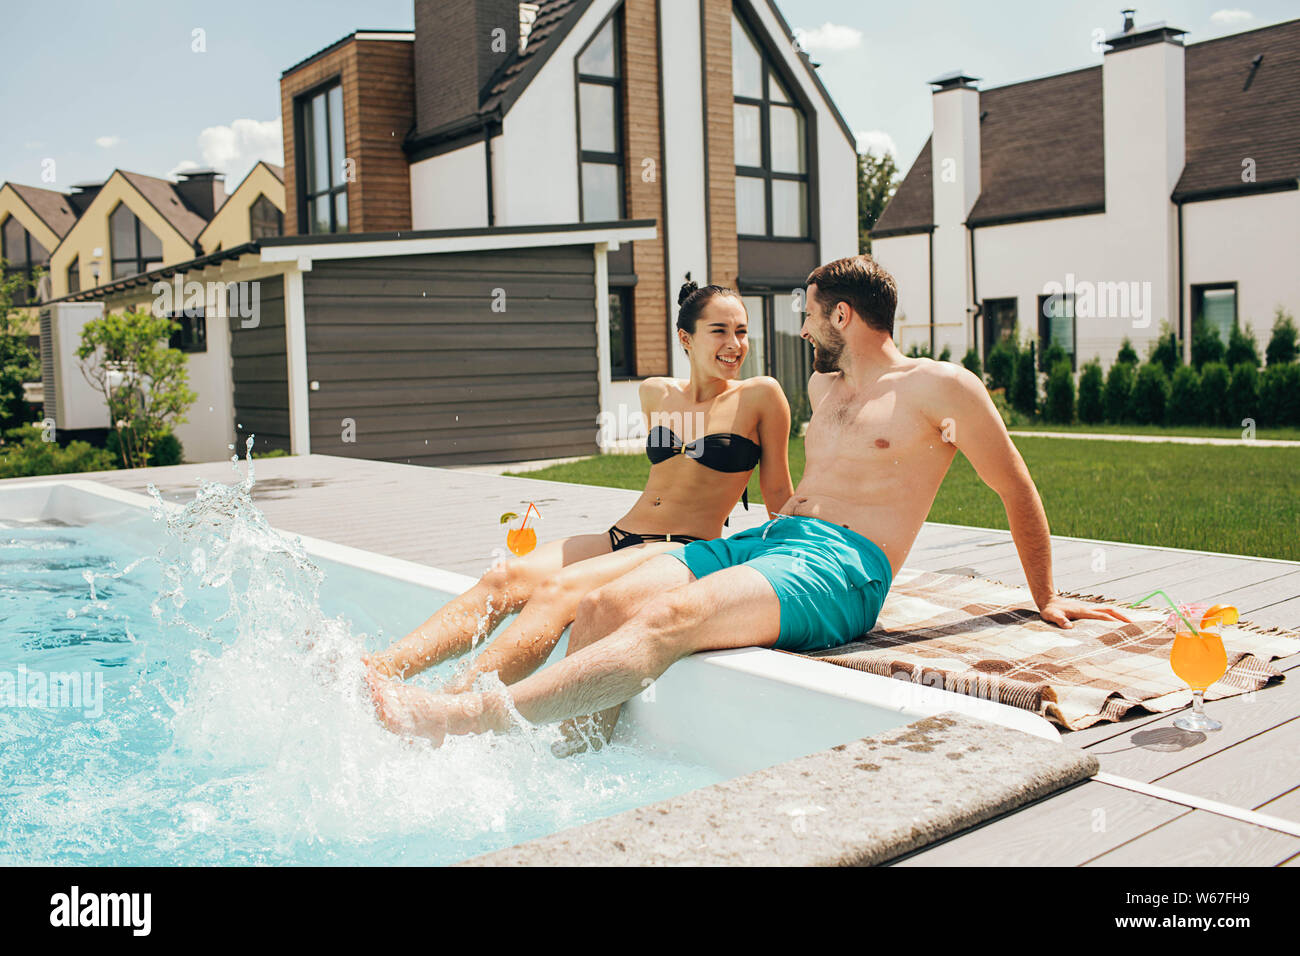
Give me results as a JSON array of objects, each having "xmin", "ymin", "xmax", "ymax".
[
  {"xmin": 961, "ymin": 348, "xmax": 982, "ymax": 380},
  {"xmin": 1265, "ymin": 308, "xmax": 1297, "ymax": 366},
  {"xmin": 0, "ymin": 258, "xmax": 40, "ymax": 433},
  {"xmin": 1010, "ymin": 341, "xmax": 1038, "ymax": 418},
  {"xmin": 1078, "ymin": 360, "xmax": 1104, "ymax": 423},
  {"xmin": 857, "ymin": 148, "xmax": 900, "ymax": 254},
  {"xmin": 77, "ymin": 308, "xmax": 196, "ymax": 469},
  {"xmin": 1044, "ymin": 360, "xmax": 1075, "ymax": 424},
  {"xmin": 1225, "ymin": 323, "xmax": 1261, "ymax": 369}
]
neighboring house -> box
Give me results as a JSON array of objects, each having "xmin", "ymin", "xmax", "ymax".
[
  {"xmin": 195, "ymin": 162, "xmax": 287, "ymax": 253},
  {"xmin": 871, "ymin": 15, "xmax": 1300, "ymax": 371},
  {"xmin": 0, "ymin": 182, "xmax": 78, "ymax": 308},
  {"xmin": 278, "ymin": 0, "xmax": 857, "ymax": 426}
]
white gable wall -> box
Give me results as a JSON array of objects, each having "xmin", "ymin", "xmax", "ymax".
[
  {"xmin": 409, "ymin": 141, "xmax": 489, "ymax": 230},
  {"xmin": 870, "ymin": 232, "xmax": 931, "ymax": 354}
]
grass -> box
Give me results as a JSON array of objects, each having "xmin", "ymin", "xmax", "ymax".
[
  {"xmin": 507, "ymin": 435, "xmax": 1300, "ymax": 561},
  {"xmin": 1008, "ymin": 421, "xmax": 1300, "ymax": 441}
]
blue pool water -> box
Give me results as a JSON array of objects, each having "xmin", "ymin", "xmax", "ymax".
[{"xmin": 0, "ymin": 473, "xmax": 723, "ymax": 865}]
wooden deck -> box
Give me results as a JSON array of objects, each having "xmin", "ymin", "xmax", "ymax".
[{"xmin": 9, "ymin": 453, "xmax": 1297, "ymax": 865}]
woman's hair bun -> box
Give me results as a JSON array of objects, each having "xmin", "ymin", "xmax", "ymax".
[{"xmin": 677, "ymin": 273, "xmax": 699, "ymax": 307}]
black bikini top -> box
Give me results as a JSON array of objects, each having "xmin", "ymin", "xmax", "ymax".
[{"xmin": 645, "ymin": 426, "xmax": 761, "ymax": 473}]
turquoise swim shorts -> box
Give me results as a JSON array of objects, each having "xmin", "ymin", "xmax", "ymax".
[{"xmin": 668, "ymin": 514, "xmax": 893, "ymax": 653}]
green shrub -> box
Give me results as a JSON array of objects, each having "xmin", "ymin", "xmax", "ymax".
[
  {"xmin": 1044, "ymin": 361, "xmax": 1075, "ymax": 424},
  {"xmin": 1040, "ymin": 342, "xmax": 1067, "ymax": 374},
  {"xmin": 986, "ymin": 341, "xmax": 1016, "ymax": 392},
  {"xmin": 1168, "ymin": 365, "xmax": 1201, "ymax": 425},
  {"xmin": 1148, "ymin": 328, "xmax": 1180, "ymax": 376},
  {"xmin": 253, "ymin": 448, "xmax": 292, "ymax": 459},
  {"xmin": 1259, "ymin": 363, "xmax": 1300, "ymax": 426},
  {"xmin": 937, "ymin": 345, "xmax": 952, "ymax": 363},
  {"xmin": 0, "ymin": 424, "xmax": 116, "ymax": 479},
  {"xmin": 1265, "ymin": 309, "xmax": 1297, "ymax": 366},
  {"xmin": 961, "ymin": 348, "xmax": 982, "ymax": 379},
  {"xmin": 905, "ymin": 342, "xmax": 932, "ymax": 358},
  {"xmin": 106, "ymin": 427, "xmax": 184, "ymax": 468},
  {"xmin": 1103, "ymin": 361, "xmax": 1134, "ymax": 423},
  {"xmin": 1116, "ymin": 338, "xmax": 1139, "ymax": 366},
  {"xmin": 1226, "ymin": 324, "xmax": 1261, "ymax": 369},
  {"xmin": 988, "ymin": 388, "xmax": 1022, "ymax": 428},
  {"xmin": 1226, "ymin": 362, "xmax": 1260, "ymax": 428},
  {"xmin": 1077, "ymin": 360, "xmax": 1104, "ymax": 424},
  {"xmin": 1131, "ymin": 363, "xmax": 1170, "ymax": 425},
  {"xmin": 1191, "ymin": 320, "xmax": 1225, "ymax": 369},
  {"xmin": 1010, "ymin": 342, "xmax": 1038, "ymax": 418},
  {"xmin": 1198, "ymin": 362, "xmax": 1230, "ymax": 426}
]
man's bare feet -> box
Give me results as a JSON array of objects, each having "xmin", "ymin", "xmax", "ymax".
[{"xmin": 363, "ymin": 667, "xmax": 512, "ymax": 745}]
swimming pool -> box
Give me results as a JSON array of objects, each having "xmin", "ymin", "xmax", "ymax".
[{"xmin": 0, "ymin": 473, "xmax": 1057, "ymax": 865}]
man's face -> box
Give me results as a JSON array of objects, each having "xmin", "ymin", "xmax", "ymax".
[{"xmin": 801, "ymin": 284, "xmax": 846, "ymax": 373}]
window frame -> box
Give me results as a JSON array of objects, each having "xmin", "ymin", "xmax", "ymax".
[
  {"xmin": 167, "ymin": 309, "xmax": 207, "ymax": 354},
  {"xmin": 608, "ymin": 287, "xmax": 636, "ymax": 379},
  {"xmin": 574, "ymin": 9, "xmax": 626, "ymax": 223},
  {"xmin": 2, "ymin": 215, "xmax": 49, "ymax": 305},
  {"xmin": 108, "ymin": 202, "xmax": 162, "ymax": 280},
  {"xmin": 981, "ymin": 297, "xmax": 1019, "ymax": 362},
  {"xmin": 248, "ymin": 193, "xmax": 284, "ymax": 240},
  {"xmin": 732, "ymin": 10, "xmax": 811, "ymax": 240},
  {"xmin": 295, "ymin": 79, "xmax": 349, "ymax": 235},
  {"xmin": 1191, "ymin": 282, "xmax": 1238, "ymax": 343},
  {"xmin": 67, "ymin": 255, "xmax": 80, "ymax": 294},
  {"xmin": 1036, "ymin": 292, "xmax": 1077, "ymax": 371}
]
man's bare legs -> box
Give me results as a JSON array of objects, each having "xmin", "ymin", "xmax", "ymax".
[
  {"xmin": 439, "ymin": 541, "xmax": 682, "ymax": 693},
  {"xmin": 366, "ymin": 564, "xmax": 781, "ymax": 744},
  {"xmin": 365, "ymin": 533, "xmax": 611, "ymax": 679}
]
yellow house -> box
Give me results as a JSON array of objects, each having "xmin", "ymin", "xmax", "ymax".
[
  {"xmin": 47, "ymin": 169, "xmax": 221, "ymax": 299},
  {"xmin": 196, "ymin": 162, "xmax": 285, "ymax": 254},
  {"xmin": 0, "ymin": 182, "xmax": 79, "ymax": 314}
]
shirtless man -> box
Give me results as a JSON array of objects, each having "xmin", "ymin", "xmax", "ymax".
[{"xmin": 366, "ymin": 254, "xmax": 1131, "ymax": 744}]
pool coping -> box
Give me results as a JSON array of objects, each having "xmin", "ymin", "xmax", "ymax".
[{"xmin": 6, "ymin": 477, "xmax": 1101, "ymax": 866}]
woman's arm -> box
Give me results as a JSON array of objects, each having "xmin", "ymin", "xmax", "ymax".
[{"xmin": 748, "ymin": 377, "xmax": 794, "ymax": 517}]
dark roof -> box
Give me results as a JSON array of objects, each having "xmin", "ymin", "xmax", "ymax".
[
  {"xmin": 262, "ymin": 162, "xmax": 285, "ymax": 182},
  {"xmin": 481, "ymin": 0, "xmax": 586, "ymax": 114},
  {"xmin": 873, "ymin": 17, "xmax": 1300, "ymax": 235},
  {"xmin": 6, "ymin": 183, "xmax": 80, "ymax": 239},
  {"xmin": 1174, "ymin": 19, "xmax": 1300, "ymax": 199},
  {"xmin": 118, "ymin": 170, "xmax": 210, "ymax": 244}
]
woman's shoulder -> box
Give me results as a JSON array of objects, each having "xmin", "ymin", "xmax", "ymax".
[
  {"xmin": 737, "ymin": 375, "xmax": 789, "ymax": 408},
  {"xmin": 639, "ymin": 376, "xmax": 683, "ymax": 403}
]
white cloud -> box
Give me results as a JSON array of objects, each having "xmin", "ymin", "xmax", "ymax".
[
  {"xmin": 794, "ymin": 22, "xmax": 863, "ymax": 53},
  {"xmin": 95, "ymin": 135, "xmax": 121, "ymax": 148},
  {"xmin": 855, "ymin": 129, "xmax": 897, "ymax": 158},
  {"xmin": 174, "ymin": 118, "xmax": 283, "ymax": 191},
  {"xmin": 1210, "ymin": 9, "xmax": 1254, "ymax": 24},
  {"xmin": 168, "ymin": 159, "xmax": 201, "ymax": 179}
]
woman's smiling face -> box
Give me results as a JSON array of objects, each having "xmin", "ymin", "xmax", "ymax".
[{"xmin": 680, "ymin": 295, "xmax": 750, "ymax": 378}]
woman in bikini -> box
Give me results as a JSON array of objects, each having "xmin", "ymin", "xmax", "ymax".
[{"xmin": 365, "ymin": 278, "xmax": 793, "ymax": 691}]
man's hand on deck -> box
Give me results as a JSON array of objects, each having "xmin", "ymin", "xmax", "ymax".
[{"xmin": 1037, "ymin": 595, "xmax": 1133, "ymax": 629}]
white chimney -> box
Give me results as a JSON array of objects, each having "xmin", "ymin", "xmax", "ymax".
[
  {"xmin": 928, "ymin": 71, "xmax": 981, "ymax": 355},
  {"xmin": 1102, "ymin": 14, "xmax": 1187, "ymax": 360}
]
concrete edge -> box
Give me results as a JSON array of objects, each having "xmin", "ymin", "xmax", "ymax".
[{"xmin": 459, "ymin": 711, "xmax": 1099, "ymax": 867}]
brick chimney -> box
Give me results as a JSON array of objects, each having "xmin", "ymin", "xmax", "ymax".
[
  {"xmin": 413, "ymin": 0, "xmax": 520, "ymax": 135},
  {"xmin": 175, "ymin": 169, "xmax": 227, "ymax": 220},
  {"xmin": 1102, "ymin": 12, "xmax": 1186, "ymax": 358},
  {"xmin": 928, "ymin": 71, "xmax": 981, "ymax": 355}
]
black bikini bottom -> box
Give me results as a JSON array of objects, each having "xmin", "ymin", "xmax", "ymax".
[{"xmin": 607, "ymin": 525, "xmax": 705, "ymax": 552}]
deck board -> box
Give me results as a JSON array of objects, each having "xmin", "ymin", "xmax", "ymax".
[{"xmin": 6, "ymin": 453, "xmax": 1297, "ymax": 866}]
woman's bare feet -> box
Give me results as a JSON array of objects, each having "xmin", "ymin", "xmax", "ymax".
[{"xmin": 363, "ymin": 667, "xmax": 511, "ymax": 745}]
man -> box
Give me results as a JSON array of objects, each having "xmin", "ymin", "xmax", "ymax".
[{"xmin": 366, "ymin": 254, "xmax": 1130, "ymax": 744}]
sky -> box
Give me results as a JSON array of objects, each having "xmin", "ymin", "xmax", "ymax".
[{"xmin": 0, "ymin": 1, "xmax": 1296, "ymax": 194}]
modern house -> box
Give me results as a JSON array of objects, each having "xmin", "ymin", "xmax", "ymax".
[
  {"xmin": 0, "ymin": 183, "xmax": 78, "ymax": 308},
  {"xmin": 41, "ymin": 0, "xmax": 858, "ymax": 467},
  {"xmin": 871, "ymin": 14, "xmax": 1300, "ymax": 370}
]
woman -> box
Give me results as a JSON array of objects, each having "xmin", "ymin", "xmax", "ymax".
[{"xmin": 366, "ymin": 278, "xmax": 793, "ymax": 691}]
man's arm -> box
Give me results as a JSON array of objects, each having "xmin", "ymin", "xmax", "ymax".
[
  {"xmin": 937, "ymin": 365, "xmax": 1131, "ymax": 628},
  {"xmin": 746, "ymin": 377, "xmax": 794, "ymax": 517}
]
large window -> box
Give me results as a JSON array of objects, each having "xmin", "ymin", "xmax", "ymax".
[
  {"xmin": 109, "ymin": 203, "xmax": 163, "ymax": 280},
  {"xmin": 168, "ymin": 311, "xmax": 207, "ymax": 353},
  {"xmin": 249, "ymin": 194, "xmax": 284, "ymax": 239},
  {"xmin": 733, "ymin": 14, "xmax": 808, "ymax": 238},
  {"xmin": 67, "ymin": 256, "xmax": 80, "ymax": 294},
  {"xmin": 739, "ymin": 292, "xmax": 813, "ymax": 418},
  {"xmin": 299, "ymin": 83, "xmax": 348, "ymax": 234},
  {"xmin": 608, "ymin": 289, "xmax": 634, "ymax": 378},
  {"xmin": 2, "ymin": 216, "xmax": 50, "ymax": 305},
  {"xmin": 576, "ymin": 14, "xmax": 624, "ymax": 221},
  {"xmin": 1037, "ymin": 293, "xmax": 1076, "ymax": 370},
  {"xmin": 1192, "ymin": 283, "xmax": 1237, "ymax": 346},
  {"xmin": 982, "ymin": 298, "xmax": 1018, "ymax": 361}
]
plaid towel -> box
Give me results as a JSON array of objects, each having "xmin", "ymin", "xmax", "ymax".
[{"xmin": 802, "ymin": 569, "xmax": 1299, "ymax": 731}]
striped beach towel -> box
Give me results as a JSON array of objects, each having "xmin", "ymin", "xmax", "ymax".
[{"xmin": 802, "ymin": 569, "xmax": 1299, "ymax": 731}]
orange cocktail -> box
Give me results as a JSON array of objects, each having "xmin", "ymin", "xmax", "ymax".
[
  {"xmin": 1167, "ymin": 603, "xmax": 1236, "ymax": 733},
  {"xmin": 502, "ymin": 503, "xmax": 540, "ymax": 557}
]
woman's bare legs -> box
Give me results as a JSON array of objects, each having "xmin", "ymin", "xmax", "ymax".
[
  {"xmin": 364, "ymin": 532, "xmax": 612, "ymax": 679},
  {"xmin": 441, "ymin": 541, "xmax": 682, "ymax": 693}
]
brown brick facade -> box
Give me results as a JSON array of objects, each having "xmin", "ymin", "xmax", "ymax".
[
  {"xmin": 280, "ymin": 38, "xmax": 414, "ymax": 236},
  {"xmin": 701, "ymin": 0, "xmax": 738, "ymax": 291},
  {"xmin": 622, "ymin": 0, "xmax": 669, "ymax": 376}
]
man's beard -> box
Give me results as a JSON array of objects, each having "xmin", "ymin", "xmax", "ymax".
[{"xmin": 811, "ymin": 326, "xmax": 845, "ymax": 373}]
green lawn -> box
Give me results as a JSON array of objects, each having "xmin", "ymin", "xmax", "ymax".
[
  {"xmin": 507, "ymin": 436, "xmax": 1300, "ymax": 561},
  {"xmin": 1008, "ymin": 422, "xmax": 1300, "ymax": 441}
]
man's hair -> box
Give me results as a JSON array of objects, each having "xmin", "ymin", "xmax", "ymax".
[{"xmin": 805, "ymin": 255, "xmax": 898, "ymax": 335}]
